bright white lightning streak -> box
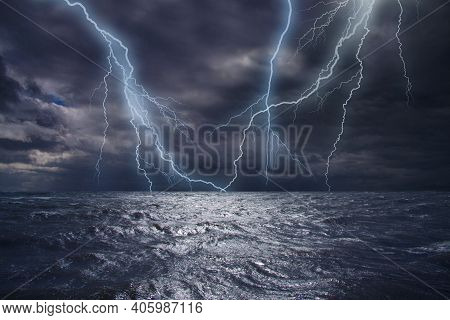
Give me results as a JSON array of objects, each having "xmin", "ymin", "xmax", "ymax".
[
  {"xmin": 212, "ymin": 94, "xmax": 267, "ymax": 133},
  {"xmin": 63, "ymin": 0, "xmax": 414, "ymax": 192},
  {"xmin": 221, "ymin": 0, "xmax": 294, "ymax": 190},
  {"xmin": 297, "ymin": 0, "xmax": 349, "ymax": 53},
  {"xmin": 292, "ymin": 0, "xmax": 349, "ymax": 120},
  {"xmin": 324, "ymin": 0, "xmax": 374, "ymax": 191},
  {"xmin": 263, "ymin": 0, "xmax": 293, "ymax": 182},
  {"xmin": 62, "ymin": 0, "xmax": 226, "ymax": 191},
  {"xmin": 315, "ymin": 71, "xmax": 361, "ymax": 112},
  {"xmin": 301, "ymin": 1, "xmax": 343, "ymax": 12},
  {"xmin": 94, "ymin": 51, "xmax": 113, "ymax": 183},
  {"xmin": 223, "ymin": 0, "xmax": 377, "ymax": 190},
  {"xmin": 396, "ymin": 0, "xmax": 413, "ymax": 107}
]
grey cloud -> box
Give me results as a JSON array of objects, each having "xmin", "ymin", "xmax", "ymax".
[{"xmin": 0, "ymin": 0, "xmax": 449, "ymax": 191}]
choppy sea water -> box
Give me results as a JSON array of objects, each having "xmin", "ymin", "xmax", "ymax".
[{"xmin": 1, "ymin": 192, "xmax": 449, "ymax": 299}]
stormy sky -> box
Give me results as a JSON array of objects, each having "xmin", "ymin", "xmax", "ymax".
[{"xmin": 0, "ymin": 0, "xmax": 449, "ymax": 192}]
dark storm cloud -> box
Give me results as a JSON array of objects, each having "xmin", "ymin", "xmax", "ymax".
[
  {"xmin": 0, "ymin": 0, "xmax": 449, "ymax": 191},
  {"xmin": 0, "ymin": 55, "xmax": 20, "ymax": 109}
]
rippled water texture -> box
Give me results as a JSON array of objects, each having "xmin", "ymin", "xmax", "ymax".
[{"xmin": 1, "ymin": 192, "xmax": 449, "ymax": 299}]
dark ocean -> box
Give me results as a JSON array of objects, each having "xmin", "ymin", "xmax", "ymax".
[{"xmin": 1, "ymin": 192, "xmax": 449, "ymax": 299}]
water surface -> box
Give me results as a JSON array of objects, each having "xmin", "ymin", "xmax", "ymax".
[{"xmin": 1, "ymin": 192, "xmax": 449, "ymax": 299}]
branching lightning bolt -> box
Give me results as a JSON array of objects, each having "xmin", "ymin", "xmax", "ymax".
[
  {"xmin": 62, "ymin": 0, "xmax": 226, "ymax": 191},
  {"xmin": 325, "ymin": 0, "xmax": 374, "ymax": 191},
  {"xmin": 61, "ymin": 0, "xmax": 416, "ymax": 192},
  {"xmin": 296, "ymin": 0, "xmax": 349, "ymax": 53},
  {"xmin": 263, "ymin": 0, "xmax": 293, "ymax": 182}
]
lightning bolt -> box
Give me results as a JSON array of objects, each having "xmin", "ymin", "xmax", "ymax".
[
  {"xmin": 296, "ymin": 0, "xmax": 349, "ymax": 53},
  {"xmin": 62, "ymin": 0, "xmax": 226, "ymax": 191},
  {"xmin": 222, "ymin": 0, "xmax": 379, "ymax": 191},
  {"xmin": 61, "ymin": 0, "xmax": 416, "ymax": 192},
  {"xmin": 263, "ymin": 0, "xmax": 293, "ymax": 182},
  {"xmin": 94, "ymin": 51, "xmax": 113, "ymax": 184},
  {"xmin": 396, "ymin": 0, "xmax": 413, "ymax": 107},
  {"xmin": 325, "ymin": 1, "xmax": 374, "ymax": 191}
]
